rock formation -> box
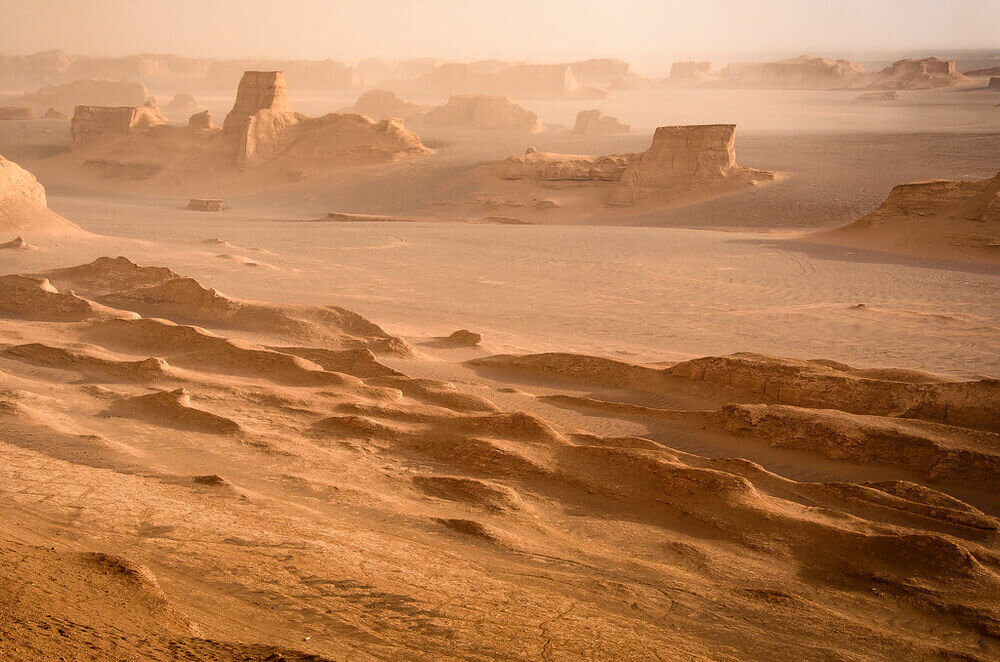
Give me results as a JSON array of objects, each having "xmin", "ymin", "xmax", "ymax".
[
  {"xmin": 566, "ymin": 59, "xmax": 630, "ymax": 86},
  {"xmin": 22, "ymin": 79, "xmax": 148, "ymax": 114},
  {"xmin": 0, "ymin": 153, "xmax": 80, "ymax": 234},
  {"xmin": 989, "ymin": 77, "xmax": 1000, "ymax": 90},
  {"xmin": 870, "ymin": 57, "xmax": 970, "ymax": 89},
  {"xmin": 814, "ymin": 172, "xmax": 1000, "ymax": 262},
  {"xmin": 493, "ymin": 125, "xmax": 770, "ymax": 207},
  {"xmin": 611, "ymin": 124, "xmax": 772, "ymax": 204},
  {"xmin": 66, "ymin": 70, "xmax": 431, "ymax": 175},
  {"xmin": 0, "ymin": 106, "xmax": 35, "ymax": 120},
  {"xmin": 419, "ymin": 95, "xmax": 542, "ymax": 132},
  {"xmin": 345, "ymin": 89, "xmax": 424, "ymax": 121},
  {"xmin": 221, "ymin": 71, "xmax": 290, "ymax": 136},
  {"xmin": 965, "ymin": 65, "xmax": 1000, "ymax": 77},
  {"xmin": 163, "ymin": 92, "xmax": 200, "ymax": 118},
  {"xmin": 70, "ymin": 105, "xmax": 167, "ymax": 147},
  {"xmin": 669, "ymin": 61, "xmax": 713, "ymax": 82},
  {"xmin": 186, "ymin": 110, "xmax": 216, "ymax": 131},
  {"xmin": 572, "ymin": 109, "xmax": 630, "ymax": 135},
  {"xmin": 496, "ymin": 148, "xmax": 634, "ymax": 182}
]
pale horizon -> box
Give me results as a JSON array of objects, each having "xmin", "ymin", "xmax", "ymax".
[{"xmin": 2, "ymin": 0, "xmax": 998, "ymax": 75}]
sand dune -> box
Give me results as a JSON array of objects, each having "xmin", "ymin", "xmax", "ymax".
[{"xmin": 809, "ymin": 171, "xmax": 1000, "ymax": 264}]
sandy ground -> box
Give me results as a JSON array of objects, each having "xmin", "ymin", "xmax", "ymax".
[{"xmin": 1, "ymin": 85, "xmax": 999, "ymax": 661}]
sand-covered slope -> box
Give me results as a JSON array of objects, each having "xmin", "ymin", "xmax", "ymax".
[
  {"xmin": 811, "ymin": 171, "xmax": 1000, "ymax": 263},
  {"xmin": 0, "ymin": 153, "xmax": 81, "ymax": 235},
  {"xmin": 2, "ymin": 255, "xmax": 999, "ymax": 660}
]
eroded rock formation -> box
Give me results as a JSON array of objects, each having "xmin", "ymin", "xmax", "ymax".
[
  {"xmin": 66, "ymin": 70, "xmax": 431, "ymax": 176},
  {"xmin": 163, "ymin": 92, "xmax": 200, "ymax": 118},
  {"xmin": 669, "ymin": 61, "xmax": 713, "ymax": 82},
  {"xmin": 611, "ymin": 124, "xmax": 772, "ymax": 204},
  {"xmin": 870, "ymin": 57, "xmax": 970, "ymax": 90},
  {"xmin": 496, "ymin": 148, "xmax": 634, "ymax": 182},
  {"xmin": 572, "ymin": 109, "xmax": 630, "ymax": 135},
  {"xmin": 719, "ymin": 56, "xmax": 866, "ymax": 89},
  {"xmin": 70, "ymin": 105, "xmax": 167, "ymax": 147}
]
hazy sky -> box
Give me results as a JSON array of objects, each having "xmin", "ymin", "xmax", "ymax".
[{"xmin": 2, "ymin": 0, "xmax": 998, "ymax": 71}]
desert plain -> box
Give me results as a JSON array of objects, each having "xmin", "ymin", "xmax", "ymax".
[{"xmin": 0, "ymin": 22, "xmax": 999, "ymax": 662}]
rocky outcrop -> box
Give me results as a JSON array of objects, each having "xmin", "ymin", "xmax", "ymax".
[
  {"xmin": 870, "ymin": 57, "xmax": 970, "ymax": 90},
  {"xmin": 989, "ymin": 77, "xmax": 1000, "ymax": 90},
  {"xmin": 70, "ymin": 105, "xmax": 167, "ymax": 147},
  {"xmin": 187, "ymin": 110, "xmax": 216, "ymax": 131},
  {"xmin": 419, "ymin": 95, "xmax": 542, "ymax": 132},
  {"xmin": 669, "ymin": 61, "xmax": 712, "ymax": 82},
  {"xmin": 496, "ymin": 148, "xmax": 635, "ymax": 182},
  {"xmin": 345, "ymin": 89, "xmax": 424, "ymax": 120},
  {"xmin": 0, "ymin": 106, "xmax": 35, "ymax": 120},
  {"xmin": 611, "ymin": 124, "xmax": 772, "ymax": 204},
  {"xmin": 572, "ymin": 109, "xmax": 629, "ymax": 135},
  {"xmin": 22, "ymin": 79, "xmax": 148, "ymax": 114}
]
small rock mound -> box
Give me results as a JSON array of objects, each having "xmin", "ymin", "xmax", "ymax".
[
  {"xmin": 414, "ymin": 475, "xmax": 523, "ymax": 512},
  {"xmin": 447, "ymin": 329, "xmax": 482, "ymax": 346}
]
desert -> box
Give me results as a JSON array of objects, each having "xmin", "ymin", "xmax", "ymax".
[{"xmin": 0, "ymin": 3, "xmax": 999, "ymax": 661}]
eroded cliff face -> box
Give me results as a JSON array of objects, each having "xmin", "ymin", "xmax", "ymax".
[
  {"xmin": 496, "ymin": 148, "xmax": 635, "ymax": 182},
  {"xmin": 222, "ymin": 71, "xmax": 290, "ymax": 136},
  {"xmin": 611, "ymin": 124, "xmax": 773, "ymax": 204}
]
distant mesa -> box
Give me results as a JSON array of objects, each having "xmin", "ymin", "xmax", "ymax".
[
  {"xmin": 572, "ymin": 109, "xmax": 630, "ymax": 135},
  {"xmin": 0, "ymin": 106, "xmax": 35, "ymax": 120},
  {"xmin": 22, "ymin": 79, "xmax": 148, "ymax": 114},
  {"xmin": 417, "ymin": 95, "xmax": 542, "ymax": 133},
  {"xmin": 812, "ymin": 171, "xmax": 1000, "ymax": 263},
  {"xmin": 187, "ymin": 198, "xmax": 223, "ymax": 212},
  {"xmin": 720, "ymin": 55, "xmax": 866, "ymax": 89},
  {"xmin": 869, "ymin": 57, "xmax": 970, "ymax": 90}
]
